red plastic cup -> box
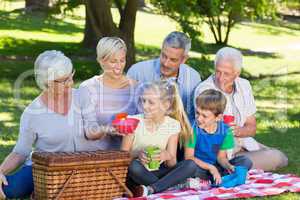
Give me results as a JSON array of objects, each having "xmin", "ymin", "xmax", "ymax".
[
  {"xmin": 223, "ymin": 115, "xmax": 235, "ymax": 126},
  {"xmin": 115, "ymin": 112, "xmax": 128, "ymax": 120},
  {"xmin": 112, "ymin": 115, "xmax": 139, "ymax": 135}
]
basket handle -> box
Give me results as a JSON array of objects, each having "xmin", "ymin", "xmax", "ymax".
[
  {"xmin": 108, "ymin": 169, "xmax": 133, "ymax": 198},
  {"xmin": 54, "ymin": 170, "xmax": 76, "ymax": 200}
]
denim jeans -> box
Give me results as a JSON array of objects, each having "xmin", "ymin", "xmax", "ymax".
[
  {"xmin": 127, "ymin": 159, "xmax": 197, "ymax": 193},
  {"xmin": 2, "ymin": 165, "xmax": 33, "ymax": 199},
  {"xmin": 193, "ymin": 155, "xmax": 253, "ymax": 182}
]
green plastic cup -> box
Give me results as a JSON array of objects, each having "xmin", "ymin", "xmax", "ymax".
[{"xmin": 145, "ymin": 146, "xmax": 160, "ymax": 170}]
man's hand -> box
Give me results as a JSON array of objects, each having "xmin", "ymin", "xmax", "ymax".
[{"xmin": 232, "ymin": 125, "xmax": 243, "ymax": 137}]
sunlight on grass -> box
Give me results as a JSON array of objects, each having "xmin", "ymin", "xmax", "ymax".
[
  {"xmin": 0, "ymin": 139, "xmax": 16, "ymax": 146},
  {"xmin": 0, "ymin": 112, "xmax": 14, "ymax": 122}
]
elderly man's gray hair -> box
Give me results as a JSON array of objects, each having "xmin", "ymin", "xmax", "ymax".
[
  {"xmin": 215, "ymin": 47, "xmax": 243, "ymax": 71},
  {"xmin": 34, "ymin": 50, "xmax": 73, "ymax": 89},
  {"xmin": 162, "ymin": 31, "xmax": 191, "ymax": 55}
]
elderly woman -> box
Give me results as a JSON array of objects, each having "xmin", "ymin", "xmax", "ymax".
[
  {"xmin": 194, "ymin": 47, "xmax": 288, "ymax": 171},
  {"xmin": 0, "ymin": 50, "xmax": 87, "ymax": 199},
  {"xmin": 78, "ymin": 37, "xmax": 138, "ymax": 150}
]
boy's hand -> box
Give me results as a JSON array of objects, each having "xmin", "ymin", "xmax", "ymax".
[
  {"xmin": 208, "ymin": 165, "xmax": 222, "ymax": 185},
  {"xmin": 227, "ymin": 164, "xmax": 235, "ymax": 173}
]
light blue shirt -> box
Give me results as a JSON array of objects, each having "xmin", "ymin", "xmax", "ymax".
[{"xmin": 127, "ymin": 58, "xmax": 201, "ymax": 122}]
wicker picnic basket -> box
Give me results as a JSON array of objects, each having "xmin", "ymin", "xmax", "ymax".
[{"xmin": 32, "ymin": 150, "xmax": 133, "ymax": 200}]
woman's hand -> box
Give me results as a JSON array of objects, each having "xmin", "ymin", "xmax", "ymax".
[
  {"xmin": 138, "ymin": 150, "xmax": 149, "ymax": 165},
  {"xmin": 0, "ymin": 172, "xmax": 7, "ymax": 199},
  {"xmin": 86, "ymin": 125, "xmax": 119, "ymax": 139},
  {"xmin": 208, "ymin": 165, "xmax": 222, "ymax": 185},
  {"xmin": 107, "ymin": 127, "xmax": 126, "ymax": 136}
]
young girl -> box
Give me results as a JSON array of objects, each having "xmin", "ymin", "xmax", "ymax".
[{"xmin": 121, "ymin": 80, "xmax": 197, "ymax": 197}]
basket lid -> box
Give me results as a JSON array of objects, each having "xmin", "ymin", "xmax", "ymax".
[{"xmin": 32, "ymin": 150, "xmax": 130, "ymax": 167}]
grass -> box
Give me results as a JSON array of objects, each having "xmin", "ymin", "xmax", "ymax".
[{"xmin": 0, "ymin": 1, "xmax": 299, "ymax": 199}]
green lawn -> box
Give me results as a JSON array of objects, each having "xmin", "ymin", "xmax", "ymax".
[{"xmin": 0, "ymin": 1, "xmax": 299, "ymax": 199}]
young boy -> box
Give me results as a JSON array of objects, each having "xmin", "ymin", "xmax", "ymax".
[{"xmin": 186, "ymin": 89, "xmax": 252, "ymax": 185}]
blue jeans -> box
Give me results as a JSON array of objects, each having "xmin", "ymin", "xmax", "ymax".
[
  {"xmin": 2, "ymin": 165, "xmax": 33, "ymax": 199},
  {"xmin": 127, "ymin": 159, "xmax": 197, "ymax": 193},
  {"xmin": 193, "ymin": 155, "xmax": 253, "ymax": 182}
]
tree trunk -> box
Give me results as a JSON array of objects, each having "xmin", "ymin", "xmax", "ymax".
[
  {"xmin": 138, "ymin": 0, "xmax": 146, "ymax": 8},
  {"xmin": 207, "ymin": 18, "xmax": 219, "ymax": 44},
  {"xmin": 216, "ymin": 16, "xmax": 222, "ymax": 44},
  {"xmin": 223, "ymin": 13, "xmax": 235, "ymax": 45},
  {"xmin": 119, "ymin": 0, "xmax": 138, "ymax": 70},
  {"xmin": 25, "ymin": 0, "xmax": 49, "ymax": 12},
  {"xmin": 83, "ymin": 0, "xmax": 138, "ymax": 70}
]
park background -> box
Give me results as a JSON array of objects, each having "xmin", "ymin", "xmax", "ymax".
[{"xmin": 0, "ymin": 0, "xmax": 299, "ymax": 199}]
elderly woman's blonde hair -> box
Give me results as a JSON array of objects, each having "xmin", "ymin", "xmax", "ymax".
[
  {"xmin": 96, "ymin": 37, "xmax": 127, "ymax": 63},
  {"xmin": 34, "ymin": 50, "xmax": 73, "ymax": 90}
]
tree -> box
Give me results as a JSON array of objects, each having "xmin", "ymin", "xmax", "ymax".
[
  {"xmin": 152, "ymin": 0, "xmax": 278, "ymax": 45},
  {"xmin": 49, "ymin": 0, "xmax": 138, "ymax": 68},
  {"xmin": 25, "ymin": 0, "xmax": 49, "ymax": 12},
  {"xmin": 83, "ymin": 0, "xmax": 138, "ymax": 68}
]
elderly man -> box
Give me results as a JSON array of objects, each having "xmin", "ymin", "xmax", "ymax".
[
  {"xmin": 127, "ymin": 31, "xmax": 201, "ymax": 123},
  {"xmin": 194, "ymin": 47, "xmax": 288, "ymax": 171}
]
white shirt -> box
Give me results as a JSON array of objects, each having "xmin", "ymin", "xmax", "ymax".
[
  {"xmin": 194, "ymin": 75, "xmax": 260, "ymax": 152},
  {"xmin": 129, "ymin": 114, "xmax": 181, "ymax": 157}
]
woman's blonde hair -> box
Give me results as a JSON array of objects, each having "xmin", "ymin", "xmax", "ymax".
[
  {"xmin": 96, "ymin": 37, "xmax": 127, "ymax": 63},
  {"xmin": 142, "ymin": 80, "xmax": 193, "ymax": 146}
]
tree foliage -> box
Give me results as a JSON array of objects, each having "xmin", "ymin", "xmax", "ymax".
[
  {"xmin": 48, "ymin": 0, "xmax": 138, "ymax": 69},
  {"xmin": 152, "ymin": 0, "xmax": 278, "ymax": 45}
]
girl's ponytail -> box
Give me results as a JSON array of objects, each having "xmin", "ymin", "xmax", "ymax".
[{"xmin": 167, "ymin": 82, "xmax": 193, "ymax": 147}]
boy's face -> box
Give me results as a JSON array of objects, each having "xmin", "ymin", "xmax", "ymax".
[{"xmin": 195, "ymin": 107, "xmax": 222, "ymax": 130}]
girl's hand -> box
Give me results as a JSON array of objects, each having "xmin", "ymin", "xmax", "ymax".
[
  {"xmin": 208, "ymin": 165, "xmax": 222, "ymax": 185},
  {"xmin": 158, "ymin": 150, "xmax": 170, "ymax": 162},
  {"xmin": 138, "ymin": 150, "xmax": 149, "ymax": 165},
  {"xmin": 0, "ymin": 172, "xmax": 7, "ymax": 199},
  {"xmin": 151, "ymin": 149, "xmax": 165, "ymax": 162}
]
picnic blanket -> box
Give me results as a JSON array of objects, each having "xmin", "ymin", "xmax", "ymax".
[{"xmin": 117, "ymin": 169, "xmax": 300, "ymax": 200}]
